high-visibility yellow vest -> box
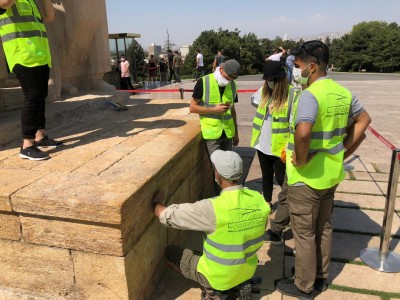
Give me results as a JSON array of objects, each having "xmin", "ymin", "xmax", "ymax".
[
  {"xmin": 286, "ymin": 78, "xmax": 351, "ymax": 189},
  {"xmin": 199, "ymin": 74, "xmax": 237, "ymax": 139},
  {"xmin": 0, "ymin": 0, "xmax": 51, "ymax": 72},
  {"xmin": 250, "ymin": 85, "xmax": 299, "ymax": 156},
  {"xmin": 197, "ymin": 187, "xmax": 270, "ymax": 291}
]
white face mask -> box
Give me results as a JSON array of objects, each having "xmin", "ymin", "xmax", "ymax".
[
  {"xmin": 267, "ymin": 80, "xmax": 275, "ymax": 90},
  {"xmin": 213, "ymin": 67, "xmax": 230, "ymax": 87},
  {"xmin": 293, "ymin": 63, "xmax": 312, "ymax": 85}
]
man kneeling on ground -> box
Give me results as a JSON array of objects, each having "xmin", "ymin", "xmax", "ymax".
[{"xmin": 153, "ymin": 150, "xmax": 271, "ymax": 298}]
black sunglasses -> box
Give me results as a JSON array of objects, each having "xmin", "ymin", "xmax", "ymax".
[{"xmin": 300, "ymin": 43, "xmax": 320, "ymax": 65}]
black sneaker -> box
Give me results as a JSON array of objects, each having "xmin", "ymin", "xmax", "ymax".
[
  {"xmin": 35, "ymin": 136, "xmax": 63, "ymax": 149},
  {"xmin": 276, "ymin": 278, "xmax": 314, "ymax": 300},
  {"xmin": 265, "ymin": 229, "xmax": 283, "ymax": 246},
  {"xmin": 20, "ymin": 145, "xmax": 50, "ymax": 161},
  {"xmin": 314, "ymin": 278, "xmax": 327, "ymax": 292}
]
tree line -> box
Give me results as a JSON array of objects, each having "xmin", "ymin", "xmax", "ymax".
[{"xmin": 126, "ymin": 20, "xmax": 400, "ymax": 80}]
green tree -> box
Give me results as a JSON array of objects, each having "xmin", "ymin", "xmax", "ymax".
[{"xmin": 126, "ymin": 39, "xmax": 145, "ymax": 82}]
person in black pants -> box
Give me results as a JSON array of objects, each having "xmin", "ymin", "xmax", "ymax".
[
  {"xmin": 0, "ymin": 0, "xmax": 63, "ymax": 161},
  {"xmin": 167, "ymin": 50, "xmax": 175, "ymax": 82}
]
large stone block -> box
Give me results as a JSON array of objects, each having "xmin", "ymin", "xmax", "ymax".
[
  {"xmin": 125, "ymin": 219, "xmax": 168, "ymax": 299},
  {"xmin": 72, "ymin": 251, "xmax": 129, "ymax": 300},
  {"xmin": 0, "ymin": 212, "xmax": 20, "ymax": 241},
  {"xmin": 11, "ymin": 172, "xmax": 129, "ymax": 224},
  {"xmin": 0, "ymin": 240, "xmax": 74, "ymax": 298},
  {"xmin": 0, "ymin": 169, "xmax": 48, "ymax": 211},
  {"xmin": 20, "ymin": 216, "xmax": 123, "ymax": 256}
]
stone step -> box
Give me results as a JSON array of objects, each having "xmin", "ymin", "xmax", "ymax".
[
  {"xmin": 284, "ymin": 256, "xmax": 400, "ymax": 294},
  {"xmin": 0, "ymin": 92, "xmax": 128, "ymax": 146}
]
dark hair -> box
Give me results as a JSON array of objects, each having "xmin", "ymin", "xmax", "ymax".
[{"xmin": 292, "ymin": 40, "xmax": 329, "ymax": 67}]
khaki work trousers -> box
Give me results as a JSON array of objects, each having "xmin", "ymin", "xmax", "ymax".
[{"xmin": 287, "ymin": 183, "xmax": 337, "ymax": 293}]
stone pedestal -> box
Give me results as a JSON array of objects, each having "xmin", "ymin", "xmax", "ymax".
[{"xmin": 0, "ymin": 95, "xmax": 212, "ymax": 299}]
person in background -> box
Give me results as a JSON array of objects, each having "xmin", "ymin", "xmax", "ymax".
[
  {"xmin": 159, "ymin": 57, "xmax": 168, "ymax": 83},
  {"xmin": 212, "ymin": 50, "xmax": 226, "ymax": 72},
  {"xmin": 173, "ymin": 51, "xmax": 182, "ymax": 84},
  {"xmin": 120, "ymin": 54, "xmax": 134, "ymax": 90},
  {"xmin": 266, "ymin": 46, "xmax": 286, "ymax": 62},
  {"xmin": 195, "ymin": 49, "xmax": 204, "ymax": 81},
  {"xmin": 276, "ymin": 40, "xmax": 371, "ymax": 299},
  {"xmin": 286, "ymin": 49, "xmax": 295, "ymax": 84},
  {"xmin": 0, "ymin": 0, "xmax": 63, "ymax": 161},
  {"xmin": 153, "ymin": 150, "xmax": 270, "ymax": 299},
  {"xmin": 148, "ymin": 54, "xmax": 158, "ymax": 86},
  {"xmin": 167, "ymin": 49, "xmax": 175, "ymax": 82}
]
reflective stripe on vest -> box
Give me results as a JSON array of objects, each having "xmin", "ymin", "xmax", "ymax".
[
  {"xmin": 0, "ymin": 0, "xmax": 51, "ymax": 71},
  {"xmin": 1, "ymin": 29, "xmax": 47, "ymax": 42},
  {"xmin": 250, "ymin": 85, "xmax": 299, "ymax": 156},
  {"xmin": 286, "ymin": 78, "xmax": 351, "ymax": 189},
  {"xmin": 199, "ymin": 74, "xmax": 236, "ymax": 139},
  {"xmin": 202, "ymin": 246, "xmax": 260, "ymax": 266},
  {"xmin": 196, "ymin": 187, "xmax": 270, "ymax": 291}
]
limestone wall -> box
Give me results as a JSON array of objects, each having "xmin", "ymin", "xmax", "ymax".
[{"xmin": 0, "ymin": 111, "xmax": 214, "ymax": 299}]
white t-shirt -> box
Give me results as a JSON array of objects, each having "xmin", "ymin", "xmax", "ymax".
[
  {"xmin": 254, "ymin": 111, "xmax": 275, "ymax": 156},
  {"xmin": 267, "ymin": 53, "xmax": 283, "ymax": 61},
  {"xmin": 196, "ymin": 53, "xmax": 204, "ymax": 67}
]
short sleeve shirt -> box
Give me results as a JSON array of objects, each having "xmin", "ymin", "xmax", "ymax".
[{"xmin": 295, "ymin": 77, "xmax": 364, "ymax": 127}]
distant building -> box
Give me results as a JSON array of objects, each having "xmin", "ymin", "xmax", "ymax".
[
  {"xmin": 147, "ymin": 43, "xmax": 162, "ymax": 56},
  {"xmin": 294, "ymin": 31, "xmax": 348, "ymax": 42},
  {"xmin": 179, "ymin": 45, "xmax": 190, "ymax": 61}
]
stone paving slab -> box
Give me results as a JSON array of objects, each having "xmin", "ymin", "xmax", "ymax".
[
  {"xmin": 334, "ymin": 192, "xmax": 400, "ymax": 211},
  {"xmin": 336, "ymin": 180, "xmax": 384, "ymax": 196},
  {"xmin": 281, "ymin": 290, "xmax": 381, "ymax": 299},
  {"xmin": 284, "ymin": 256, "xmax": 400, "ymax": 294},
  {"xmin": 332, "ymin": 207, "xmax": 400, "ymax": 236},
  {"xmin": 285, "ymin": 232, "xmax": 400, "ymax": 262},
  {"xmin": 0, "ymin": 169, "xmax": 49, "ymax": 211}
]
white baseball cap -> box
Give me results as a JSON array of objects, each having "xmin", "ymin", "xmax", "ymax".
[{"xmin": 210, "ymin": 150, "xmax": 243, "ymax": 180}]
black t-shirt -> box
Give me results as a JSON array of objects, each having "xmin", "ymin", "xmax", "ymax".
[{"xmin": 192, "ymin": 78, "xmax": 239, "ymax": 103}]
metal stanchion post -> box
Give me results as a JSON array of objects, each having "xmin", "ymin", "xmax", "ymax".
[
  {"xmin": 359, "ymin": 149, "xmax": 400, "ymax": 272},
  {"xmin": 179, "ymin": 88, "xmax": 184, "ymax": 100}
]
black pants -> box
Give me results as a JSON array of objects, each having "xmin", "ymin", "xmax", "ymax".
[
  {"xmin": 257, "ymin": 150, "xmax": 285, "ymax": 202},
  {"xmin": 168, "ymin": 65, "xmax": 175, "ymax": 81},
  {"xmin": 13, "ymin": 64, "xmax": 50, "ymax": 139},
  {"xmin": 120, "ymin": 77, "xmax": 134, "ymax": 90}
]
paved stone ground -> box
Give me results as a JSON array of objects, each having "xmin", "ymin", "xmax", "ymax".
[{"xmin": 151, "ymin": 78, "xmax": 400, "ymax": 300}]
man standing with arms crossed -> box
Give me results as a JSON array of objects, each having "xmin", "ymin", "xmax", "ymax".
[
  {"xmin": 0, "ymin": 0, "xmax": 63, "ymax": 160},
  {"xmin": 276, "ymin": 40, "xmax": 371, "ymax": 299}
]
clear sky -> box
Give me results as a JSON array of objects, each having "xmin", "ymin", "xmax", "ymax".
[{"xmin": 105, "ymin": 0, "xmax": 400, "ymax": 50}]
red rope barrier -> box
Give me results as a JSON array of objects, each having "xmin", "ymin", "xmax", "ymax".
[
  {"xmin": 117, "ymin": 89, "xmax": 259, "ymax": 93},
  {"xmin": 367, "ymin": 126, "xmax": 397, "ymax": 151}
]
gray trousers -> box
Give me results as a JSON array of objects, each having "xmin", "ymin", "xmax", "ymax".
[
  {"xmin": 270, "ymin": 176, "xmax": 290, "ymax": 234},
  {"xmin": 288, "ymin": 184, "xmax": 337, "ymax": 293}
]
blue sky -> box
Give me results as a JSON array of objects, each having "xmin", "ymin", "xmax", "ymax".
[{"xmin": 105, "ymin": 0, "xmax": 400, "ymax": 49}]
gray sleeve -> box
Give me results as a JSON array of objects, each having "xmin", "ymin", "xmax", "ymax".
[
  {"xmin": 349, "ymin": 95, "xmax": 365, "ymax": 118},
  {"xmin": 159, "ymin": 199, "xmax": 216, "ymax": 234},
  {"xmin": 294, "ymin": 90, "xmax": 319, "ymax": 126}
]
